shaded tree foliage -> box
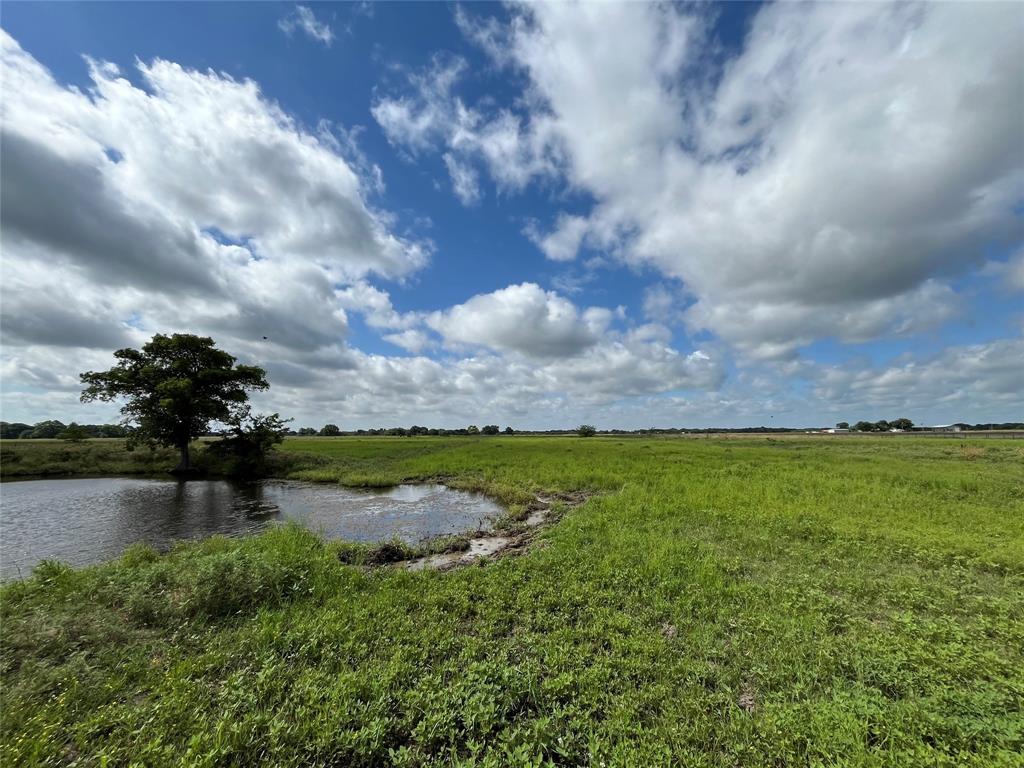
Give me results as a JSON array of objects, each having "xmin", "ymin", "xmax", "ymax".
[
  {"xmin": 80, "ymin": 334, "xmax": 268, "ymax": 473},
  {"xmin": 577, "ymin": 425, "xmax": 597, "ymax": 437},
  {"xmin": 57, "ymin": 423, "xmax": 90, "ymax": 442},
  {"xmin": 204, "ymin": 409, "xmax": 291, "ymax": 477}
]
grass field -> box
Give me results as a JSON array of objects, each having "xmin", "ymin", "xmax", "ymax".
[{"xmin": 2, "ymin": 436, "xmax": 1022, "ymax": 766}]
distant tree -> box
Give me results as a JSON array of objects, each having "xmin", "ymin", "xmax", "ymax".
[
  {"xmin": 80, "ymin": 334, "xmax": 268, "ymax": 473},
  {"xmin": 320, "ymin": 424, "xmax": 341, "ymax": 436},
  {"xmin": 0, "ymin": 422, "xmax": 32, "ymax": 440},
  {"xmin": 504, "ymin": 426, "xmax": 514, "ymax": 434},
  {"xmin": 409, "ymin": 425, "xmax": 429, "ymax": 436},
  {"xmin": 19, "ymin": 420, "xmax": 67, "ymax": 439},
  {"xmin": 874, "ymin": 420, "xmax": 891, "ymax": 432},
  {"xmin": 853, "ymin": 421, "xmax": 875, "ymax": 432},
  {"xmin": 890, "ymin": 418, "xmax": 913, "ymax": 430},
  {"xmin": 297, "ymin": 427, "xmax": 317, "ymax": 436},
  {"xmin": 56, "ymin": 423, "xmax": 89, "ymax": 442},
  {"xmin": 57, "ymin": 423, "xmax": 90, "ymax": 442},
  {"xmin": 836, "ymin": 422, "xmax": 849, "ymax": 430},
  {"xmin": 466, "ymin": 425, "xmax": 480, "ymax": 435},
  {"xmin": 481, "ymin": 424, "xmax": 500, "ymax": 435},
  {"xmin": 577, "ymin": 424, "xmax": 597, "ymax": 437}
]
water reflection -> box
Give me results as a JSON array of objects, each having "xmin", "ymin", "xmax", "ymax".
[{"xmin": 0, "ymin": 478, "xmax": 501, "ymax": 579}]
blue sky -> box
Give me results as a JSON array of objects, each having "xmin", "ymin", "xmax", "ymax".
[{"xmin": 1, "ymin": 2, "xmax": 1021, "ymax": 429}]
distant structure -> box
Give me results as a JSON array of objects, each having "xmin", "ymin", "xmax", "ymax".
[
  {"xmin": 823, "ymin": 427, "xmax": 849, "ymax": 434},
  {"xmin": 910, "ymin": 424, "xmax": 964, "ymax": 433}
]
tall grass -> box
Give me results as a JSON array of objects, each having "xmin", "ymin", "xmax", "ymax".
[{"xmin": 2, "ymin": 436, "xmax": 1022, "ymax": 766}]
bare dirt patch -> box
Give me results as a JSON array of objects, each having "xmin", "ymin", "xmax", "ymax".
[{"xmin": 403, "ymin": 490, "xmax": 592, "ymax": 572}]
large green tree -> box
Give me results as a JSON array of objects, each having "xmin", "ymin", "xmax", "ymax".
[{"xmin": 81, "ymin": 334, "xmax": 268, "ymax": 473}]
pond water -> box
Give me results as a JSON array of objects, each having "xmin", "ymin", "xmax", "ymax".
[{"xmin": 0, "ymin": 478, "xmax": 502, "ymax": 580}]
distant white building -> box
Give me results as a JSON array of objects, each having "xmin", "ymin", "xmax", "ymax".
[
  {"xmin": 824, "ymin": 428, "xmax": 849, "ymax": 434},
  {"xmin": 910, "ymin": 424, "xmax": 963, "ymax": 433}
]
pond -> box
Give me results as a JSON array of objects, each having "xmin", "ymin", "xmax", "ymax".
[{"xmin": 0, "ymin": 478, "xmax": 503, "ymax": 580}]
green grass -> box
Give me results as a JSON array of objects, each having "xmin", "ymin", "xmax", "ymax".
[
  {"xmin": 2, "ymin": 436, "xmax": 1022, "ymax": 766},
  {"xmin": 0, "ymin": 439, "xmax": 180, "ymax": 479}
]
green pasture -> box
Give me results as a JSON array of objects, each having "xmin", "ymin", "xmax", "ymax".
[{"xmin": 2, "ymin": 436, "xmax": 1022, "ymax": 766}]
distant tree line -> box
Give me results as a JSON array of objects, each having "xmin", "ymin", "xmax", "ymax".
[
  {"xmin": 1, "ymin": 420, "xmax": 129, "ymax": 440},
  {"xmin": 7, "ymin": 419, "xmax": 1022, "ymax": 442},
  {"xmin": 842, "ymin": 418, "xmax": 915, "ymax": 432},
  {"xmin": 291, "ymin": 424, "xmax": 517, "ymax": 437}
]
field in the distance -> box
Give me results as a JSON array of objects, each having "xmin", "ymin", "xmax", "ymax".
[{"xmin": 2, "ymin": 436, "xmax": 1022, "ymax": 766}]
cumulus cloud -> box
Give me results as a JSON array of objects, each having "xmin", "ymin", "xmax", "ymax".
[
  {"xmin": 426, "ymin": 283, "xmax": 609, "ymax": 359},
  {"xmin": 0, "ymin": 30, "xmax": 730, "ymax": 429},
  {"xmin": 278, "ymin": 5, "xmax": 334, "ymax": 47},
  {"xmin": 525, "ymin": 214, "xmax": 589, "ymax": 262},
  {"xmin": 812, "ymin": 337, "xmax": 1024, "ymax": 417},
  {"xmin": 382, "ymin": 2, "xmax": 1023, "ymax": 359},
  {"xmin": 4, "ymin": 16, "xmax": 1019, "ymax": 431},
  {"xmin": 0, "ymin": 30, "xmax": 420, "ymax": 409}
]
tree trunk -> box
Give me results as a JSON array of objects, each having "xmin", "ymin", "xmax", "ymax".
[{"xmin": 173, "ymin": 442, "xmax": 191, "ymax": 473}]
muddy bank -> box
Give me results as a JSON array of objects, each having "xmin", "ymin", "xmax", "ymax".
[{"xmin": 403, "ymin": 490, "xmax": 590, "ymax": 571}]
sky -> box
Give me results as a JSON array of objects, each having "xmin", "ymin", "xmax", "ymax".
[{"xmin": 0, "ymin": 1, "xmax": 1021, "ymax": 430}]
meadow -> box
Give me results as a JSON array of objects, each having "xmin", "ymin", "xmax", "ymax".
[{"xmin": 1, "ymin": 435, "xmax": 1022, "ymax": 766}]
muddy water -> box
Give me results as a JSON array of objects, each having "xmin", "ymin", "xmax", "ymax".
[{"xmin": 0, "ymin": 478, "xmax": 502, "ymax": 579}]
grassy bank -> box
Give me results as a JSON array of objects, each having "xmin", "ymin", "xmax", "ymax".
[
  {"xmin": 2, "ymin": 436, "xmax": 1022, "ymax": 766},
  {"xmin": 1, "ymin": 439, "xmax": 180, "ymax": 479}
]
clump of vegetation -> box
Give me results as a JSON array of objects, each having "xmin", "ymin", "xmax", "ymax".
[
  {"xmin": 200, "ymin": 409, "xmax": 291, "ymax": 477},
  {"xmin": 576, "ymin": 424, "xmax": 597, "ymax": 437},
  {"xmin": 55, "ymin": 423, "xmax": 90, "ymax": 442}
]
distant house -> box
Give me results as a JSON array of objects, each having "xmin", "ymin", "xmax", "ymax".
[
  {"xmin": 910, "ymin": 424, "xmax": 963, "ymax": 433},
  {"xmin": 823, "ymin": 428, "xmax": 849, "ymax": 434}
]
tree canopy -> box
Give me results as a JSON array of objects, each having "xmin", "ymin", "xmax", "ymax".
[{"xmin": 80, "ymin": 334, "xmax": 268, "ymax": 472}]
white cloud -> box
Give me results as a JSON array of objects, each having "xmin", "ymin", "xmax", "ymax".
[
  {"xmin": 371, "ymin": 56, "xmax": 468, "ymax": 153},
  {"xmin": 525, "ymin": 214, "xmax": 588, "ymax": 262},
  {"xmin": 278, "ymin": 5, "xmax": 334, "ymax": 47},
  {"xmin": 812, "ymin": 337, "xmax": 1024, "ymax": 418},
  {"xmin": 0, "ymin": 30, "xmax": 421, "ymax": 410},
  {"xmin": 372, "ymin": 55, "xmax": 559, "ymax": 204},
  {"xmin": 4, "ymin": 17, "xmax": 1020, "ymax": 431},
  {"xmin": 334, "ymin": 282, "xmax": 420, "ymax": 330},
  {"xmin": 983, "ymin": 246, "xmax": 1024, "ymax": 294},
  {"xmin": 642, "ymin": 284, "xmax": 680, "ymax": 326},
  {"xmin": 443, "ymin": 152, "xmax": 481, "ymax": 205},
  {"xmin": 0, "ymin": 33, "xmax": 728, "ymax": 429},
  {"xmin": 391, "ymin": 2, "xmax": 1023, "ymax": 359},
  {"xmin": 382, "ymin": 329, "xmax": 433, "ymax": 354},
  {"xmin": 426, "ymin": 283, "xmax": 608, "ymax": 359}
]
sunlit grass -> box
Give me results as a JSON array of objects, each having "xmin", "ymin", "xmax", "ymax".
[{"xmin": 2, "ymin": 436, "xmax": 1022, "ymax": 765}]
